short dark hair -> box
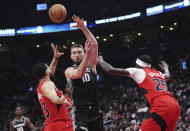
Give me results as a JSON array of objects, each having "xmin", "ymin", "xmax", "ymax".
[
  {"xmin": 15, "ymin": 106, "xmax": 22, "ymax": 110},
  {"xmin": 32, "ymin": 63, "xmax": 48, "ymax": 80},
  {"xmin": 70, "ymin": 44, "xmax": 84, "ymax": 50},
  {"xmin": 138, "ymin": 55, "xmax": 152, "ymax": 64}
]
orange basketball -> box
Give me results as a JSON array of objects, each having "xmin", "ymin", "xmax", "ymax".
[{"xmin": 48, "ymin": 4, "xmax": 67, "ymax": 23}]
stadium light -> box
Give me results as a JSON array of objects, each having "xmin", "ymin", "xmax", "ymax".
[
  {"xmin": 72, "ymin": 42, "xmax": 75, "ymax": 45},
  {"xmin": 63, "ymin": 46, "xmax": 67, "ymax": 49},
  {"xmin": 169, "ymin": 27, "xmax": 174, "ymax": 31},
  {"xmin": 96, "ymin": 36, "xmax": 100, "ymax": 39},
  {"xmin": 103, "ymin": 38, "xmax": 107, "ymax": 41},
  {"xmin": 160, "ymin": 25, "xmax": 164, "ymax": 28},
  {"xmin": 173, "ymin": 22, "xmax": 178, "ymax": 25},
  {"xmin": 0, "ymin": 44, "xmax": 2, "ymax": 47},
  {"xmin": 37, "ymin": 3, "xmax": 48, "ymax": 11},
  {"xmin": 110, "ymin": 34, "xmax": 114, "ymax": 37},
  {"xmin": 137, "ymin": 33, "xmax": 142, "ymax": 36},
  {"xmin": 36, "ymin": 45, "xmax": 40, "ymax": 48}
]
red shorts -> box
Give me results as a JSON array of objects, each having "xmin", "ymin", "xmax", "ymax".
[
  {"xmin": 140, "ymin": 95, "xmax": 180, "ymax": 131},
  {"xmin": 44, "ymin": 120, "xmax": 73, "ymax": 131}
]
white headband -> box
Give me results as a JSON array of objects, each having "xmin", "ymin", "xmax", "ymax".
[{"xmin": 136, "ymin": 59, "xmax": 151, "ymax": 68}]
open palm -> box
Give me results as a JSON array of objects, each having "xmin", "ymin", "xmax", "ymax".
[
  {"xmin": 51, "ymin": 43, "xmax": 64, "ymax": 58},
  {"xmin": 72, "ymin": 15, "xmax": 85, "ymax": 29}
]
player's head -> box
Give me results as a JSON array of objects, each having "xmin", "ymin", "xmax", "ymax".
[
  {"xmin": 136, "ymin": 55, "xmax": 152, "ymax": 68},
  {"xmin": 15, "ymin": 106, "xmax": 23, "ymax": 117},
  {"xmin": 70, "ymin": 44, "xmax": 84, "ymax": 65},
  {"xmin": 32, "ymin": 63, "xmax": 51, "ymax": 80}
]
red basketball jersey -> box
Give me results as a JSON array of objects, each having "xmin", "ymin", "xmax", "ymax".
[
  {"xmin": 138, "ymin": 68, "xmax": 172, "ymax": 105},
  {"xmin": 37, "ymin": 80, "xmax": 72, "ymax": 126}
]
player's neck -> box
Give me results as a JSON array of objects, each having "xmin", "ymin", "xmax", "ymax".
[
  {"xmin": 40, "ymin": 76, "xmax": 50, "ymax": 82},
  {"xmin": 16, "ymin": 116, "xmax": 22, "ymax": 120},
  {"xmin": 73, "ymin": 61, "xmax": 81, "ymax": 66}
]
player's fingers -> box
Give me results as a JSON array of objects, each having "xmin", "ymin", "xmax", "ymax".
[
  {"xmin": 62, "ymin": 98, "xmax": 71, "ymax": 105},
  {"xmin": 73, "ymin": 15, "xmax": 79, "ymax": 21},
  {"xmin": 161, "ymin": 60, "xmax": 166, "ymax": 64},
  {"xmin": 72, "ymin": 15, "xmax": 77, "ymax": 21},
  {"xmin": 76, "ymin": 16, "xmax": 80, "ymax": 19},
  {"xmin": 87, "ymin": 41, "xmax": 92, "ymax": 46},
  {"xmin": 51, "ymin": 43, "xmax": 55, "ymax": 50},
  {"xmin": 73, "ymin": 14, "xmax": 77, "ymax": 18},
  {"xmin": 99, "ymin": 56, "xmax": 103, "ymax": 59},
  {"xmin": 85, "ymin": 39, "xmax": 89, "ymax": 44},
  {"xmin": 72, "ymin": 16, "xmax": 75, "ymax": 20},
  {"xmin": 88, "ymin": 43, "xmax": 93, "ymax": 49}
]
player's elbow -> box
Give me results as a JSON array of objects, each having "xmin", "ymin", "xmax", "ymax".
[{"xmin": 106, "ymin": 68, "xmax": 115, "ymax": 75}]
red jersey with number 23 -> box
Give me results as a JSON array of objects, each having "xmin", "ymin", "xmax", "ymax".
[
  {"xmin": 37, "ymin": 80, "xmax": 72, "ymax": 126},
  {"xmin": 138, "ymin": 68, "xmax": 172, "ymax": 106}
]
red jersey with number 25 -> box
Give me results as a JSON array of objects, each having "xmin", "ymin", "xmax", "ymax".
[
  {"xmin": 138, "ymin": 68, "xmax": 172, "ymax": 106},
  {"xmin": 37, "ymin": 80, "xmax": 72, "ymax": 126}
]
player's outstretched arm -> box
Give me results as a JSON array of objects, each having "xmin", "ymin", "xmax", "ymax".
[
  {"xmin": 98, "ymin": 56, "xmax": 130, "ymax": 77},
  {"xmin": 159, "ymin": 61, "xmax": 171, "ymax": 80},
  {"xmin": 65, "ymin": 41, "xmax": 93, "ymax": 80},
  {"xmin": 42, "ymin": 81, "xmax": 71, "ymax": 105},
  {"xmin": 25, "ymin": 118, "xmax": 36, "ymax": 131},
  {"xmin": 49, "ymin": 43, "xmax": 64, "ymax": 75},
  {"xmin": 72, "ymin": 15, "xmax": 98, "ymax": 70}
]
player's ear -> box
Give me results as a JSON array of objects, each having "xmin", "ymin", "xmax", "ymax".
[{"xmin": 70, "ymin": 55, "xmax": 73, "ymax": 60}]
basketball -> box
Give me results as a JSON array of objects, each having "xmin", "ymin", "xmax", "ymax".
[{"xmin": 48, "ymin": 4, "xmax": 67, "ymax": 23}]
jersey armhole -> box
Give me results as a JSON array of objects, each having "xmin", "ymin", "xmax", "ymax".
[{"xmin": 88, "ymin": 66, "xmax": 97, "ymax": 75}]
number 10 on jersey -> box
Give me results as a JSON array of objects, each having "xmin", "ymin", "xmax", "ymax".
[{"xmin": 82, "ymin": 73, "xmax": 90, "ymax": 83}]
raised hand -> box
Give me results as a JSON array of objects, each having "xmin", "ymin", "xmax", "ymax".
[
  {"xmin": 97, "ymin": 56, "xmax": 104, "ymax": 63},
  {"xmin": 72, "ymin": 15, "xmax": 85, "ymax": 29},
  {"xmin": 159, "ymin": 61, "xmax": 169, "ymax": 71},
  {"xmin": 84, "ymin": 40, "xmax": 93, "ymax": 55},
  {"xmin": 60, "ymin": 95, "xmax": 72, "ymax": 106},
  {"xmin": 51, "ymin": 43, "xmax": 64, "ymax": 58}
]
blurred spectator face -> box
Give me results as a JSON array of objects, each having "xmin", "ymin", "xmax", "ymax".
[
  {"xmin": 113, "ymin": 102, "xmax": 118, "ymax": 107},
  {"xmin": 15, "ymin": 107, "xmax": 22, "ymax": 117},
  {"xmin": 71, "ymin": 47, "xmax": 84, "ymax": 64},
  {"xmin": 124, "ymin": 106, "xmax": 127, "ymax": 111},
  {"xmin": 119, "ymin": 105, "xmax": 123, "ymax": 110}
]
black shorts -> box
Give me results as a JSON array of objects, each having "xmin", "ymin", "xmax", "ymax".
[{"xmin": 72, "ymin": 105, "xmax": 105, "ymax": 131}]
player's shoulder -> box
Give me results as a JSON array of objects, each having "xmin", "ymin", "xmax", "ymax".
[
  {"xmin": 41, "ymin": 80, "xmax": 54, "ymax": 89},
  {"xmin": 65, "ymin": 67, "xmax": 76, "ymax": 77},
  {"xmin": 126, "ymin": 67, "xmax": 144, "ymax": 73},
  {"xmin": 125, "ymin": 67, "xmax": 146, "ymax": 77},
  {"xmin": 23, "ymin": 117, "xmax": 30, "ymax": 121},
  {"xmin": 65, "ymin": 67, "xmax": 74, "ymax": 72}
]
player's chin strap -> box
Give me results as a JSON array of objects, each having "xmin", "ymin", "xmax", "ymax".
[{"xmin": 136, "ymin": 59, "xmax": 151, "ymax": 68}]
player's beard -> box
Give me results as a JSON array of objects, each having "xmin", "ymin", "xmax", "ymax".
[
  {"xmin": 16, "ymin": 114, "xmax": 22, "ymax": 117},
  {"xmin": 73, "ymin": 60, "xmax": 82, "ymax": 66}
]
